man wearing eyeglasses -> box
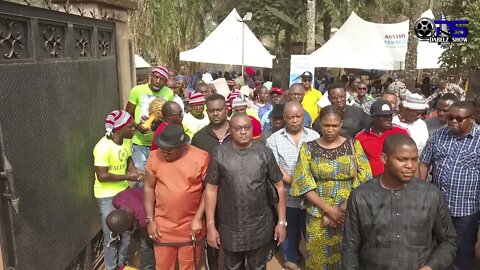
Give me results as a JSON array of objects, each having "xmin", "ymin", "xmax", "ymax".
[
  {"xmin": 204, "ymin": 113, "xmax": 287, "ymax": 270},
  {"xmin": 299, "ymin": 71, "xmax": 322, "ymax": 123},
  {"xmin": 351, "ymin": 82, "xmax": 374, "ymax": 115},
  {"xmin": 418, "ymin": 101, "xmax": 480, "ymax": 270},
  {"xmin": 151, "ymin": 101, "xmax": 184, "ymax": 151}
]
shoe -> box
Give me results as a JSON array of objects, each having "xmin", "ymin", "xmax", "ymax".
[{"xmin": 284, "ymin": 261, "xmax": 300, "ymax": 270}]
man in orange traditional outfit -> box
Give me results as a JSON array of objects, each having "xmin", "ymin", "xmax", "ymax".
[{"xmin": 144, "ymin": 124, "xmax": 209, "ymax": 270}]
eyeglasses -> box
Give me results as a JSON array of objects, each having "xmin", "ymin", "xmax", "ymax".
[
  {"xmin": 447, "ymin": 114, "xmax": 472, "ymax": 122},
  {"xmin": 231, "ymin": 124, "xmax": 252, "ymax": 132},
  {"xmin": 358, "ymin": 87, "xmax": 367, "ymax": 90},
  {"xmin": 289, "ymin": 92, "xmax": 304, "ymax": 97},
  {"xmin": 168, "ymin": 111, "xmax": 183, "ymax": 117},
  {"xmin": 302, "ymin": 79, "xmax": 312, "ymax": 82}
]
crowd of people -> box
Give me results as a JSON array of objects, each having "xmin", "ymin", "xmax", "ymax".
[{"xmin": 93, "ymin": 65, "xmax": 480, "ymax": 270}]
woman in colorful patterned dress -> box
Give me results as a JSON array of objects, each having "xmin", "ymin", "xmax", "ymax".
[{"xmin": 291, "ymin": 105, "xmax": 372, "ymax": 269}]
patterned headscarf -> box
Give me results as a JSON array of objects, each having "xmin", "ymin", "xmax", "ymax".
[
  {"xmin": 388, "ymin": 82, "xmax": 408, "ymax": 101},
  {"xmin": 105, "ymin": 110, "xmax": 132, "ymax": 137}
]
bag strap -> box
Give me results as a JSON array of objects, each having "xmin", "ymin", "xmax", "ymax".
[{"xmin": 350, "ymin": 139, "xmax": 358, "ymax": 181}]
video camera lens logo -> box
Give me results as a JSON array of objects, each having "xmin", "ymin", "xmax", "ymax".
[{"xmin": 414, "ymin": 17, "xmax": 435, "ymax": 39}]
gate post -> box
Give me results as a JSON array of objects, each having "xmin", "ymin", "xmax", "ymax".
[{"xmin": 53, "ymin": 0, "xmax": 138, "ymax": 109}]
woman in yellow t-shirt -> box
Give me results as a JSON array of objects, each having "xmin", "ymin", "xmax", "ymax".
[{"xmin": 93, "ymin": 110, "xmax": 144, "ymax": 270}]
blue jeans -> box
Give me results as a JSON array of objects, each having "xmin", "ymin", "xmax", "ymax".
[
  {"xmin": 97, "ymin": 197, "xmax": 131, "ymax": 270},
  {"xmin": 132, "ymin": 144, "xmax": 150, "ymax": 188},
  {"xmin": 132, "ymin": 144, "xmax": 150, "ymax": 172},
  {"xmin": 282, "ymin": 207, "xmax": 306, "ymax": 263},
  {"xmin": 140, "ymin": 237, "xmax": 155, "ymax": 270},
  {"xmin": 452, "ymin": 211, "xmax": 480, "ymax": 270}
]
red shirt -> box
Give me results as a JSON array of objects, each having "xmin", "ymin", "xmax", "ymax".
[
  {"xmin": 113, "ymin": 188, "xmax": 146, "ymax": 227},
  {"xmin": 355, "ymin": 125, "xmax": 410, "ymax": 177}
]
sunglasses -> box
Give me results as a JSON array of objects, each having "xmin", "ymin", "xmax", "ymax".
[
  {"xmin": 447, "ymin": 114, "xmax": 472, "ymax": 122},
  {"xmin": 358, "ymin": 87, "xmax": 367, "ymax": 90},
  {"xmin": 231, "ymin": 124, "xmax": 252, "ymax": 133},
  {"xmin": 302, "ymin": 79, "xmax": 312, "ymax": 82}
]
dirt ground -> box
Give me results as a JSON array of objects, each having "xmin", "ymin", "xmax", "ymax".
[{"xmin": 127, "ymin": 238, "xmax": 306, "ymax": 270}]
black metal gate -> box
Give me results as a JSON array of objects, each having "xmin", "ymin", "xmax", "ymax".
[{"xmin": 0, "ymin": 1, "xmax": 120, "ymax": 269}]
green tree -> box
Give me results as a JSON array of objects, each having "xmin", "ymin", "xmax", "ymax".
[
  {"xmin": 404, "ymin": 0, "xmax": 426, "ymax": 89},
  {"xmin": 439, "ymin": 0, "xmax": 480, "ymax": 77},
  {"xmin": 129, "ymin": 0, "xmax": 213, "ymax": 68}
]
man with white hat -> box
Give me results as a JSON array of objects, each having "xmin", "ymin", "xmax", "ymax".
[{"xmin": 393, "ymin": 93, "xmax": 429, "ymax": 154}]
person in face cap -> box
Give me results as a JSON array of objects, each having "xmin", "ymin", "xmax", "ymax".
[
  {"xmin": 93, "ymin": 110, "xmax": 144, "ymax": 270},
  {"xmin": 126, "ymin": 66, "xmax": 175, "ymax": 174},
  {"xmin": 182, "ymin": 92, "xmax": 210, "ymax": 138},
  {"xmin": 144, "ymin": 124, "xmax": 209, "ymax": 270},
  {"xmin": 355, "ymin": 100, "xmax": 410, "ymax": 177},
  {"xmin": 300, "ymin": 71, "xmax": 323, "ymax": 123},
  {"xmin": 393, "ymin": 93, "xmax": 430, "ymax": 154},
  {"xmin": 260, "ymin": 88, "xmax": 285, "ymax": 130},
  {"xmin": 261, "ymin": 104, "xmax": 286, "ymax": 140},
  {"xmin": 232, "ymin": 95, "xmax": 260, "ymax": 120}
]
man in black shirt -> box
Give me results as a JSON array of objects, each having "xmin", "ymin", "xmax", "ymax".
[
  {"xmin": 205, "ymin": 114, "xmax": 286, "ymax": 270},
  {"xmin": 313, "ymin": 83, "xmax": 370, "ymax": 138},
  {"xmin": 191, "ymin": 94, "xmax": 230, "ymax": 270},
  {"xmin": 191, "ymin": 94, "xmax": 231, "ymax": 156},
  {"xmin": 342, "ymin": 133, "xmax": 457, "ymax": 270}
]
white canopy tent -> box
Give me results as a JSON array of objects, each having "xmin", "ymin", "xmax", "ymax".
[
  {"xmin": 134, "ymin": 54, "xmax": 151, "ymax": 69},
  {"xmin": 179, "ymin": 9, "xmax": 275, "ymax": 68},
  {"xmin": 310, "ymin": 10, "xmax": 444, "ymax": 70}
]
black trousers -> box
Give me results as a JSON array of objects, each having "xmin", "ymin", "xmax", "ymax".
[
  {"xmin": 205, "ymin": 244, "xmax": 219, "ymax": 270},
  {"xmin": 224, "ymin": 242, "xmax": 272, "ymax": 270}
]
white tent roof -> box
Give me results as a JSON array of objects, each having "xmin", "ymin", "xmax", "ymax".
[
  {"xmin": 135, "ymin": 54, "xmax": 151, "ymax": 69},
  {"xmin": 179, "ymin": 9, "xmax": 275, "ymax": 68},
  {"xmin": 310, "ymin": 10, "xmax": 443, "ymax": 70}
]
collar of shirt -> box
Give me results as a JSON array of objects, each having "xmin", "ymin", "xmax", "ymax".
[
  {"xmin": 448, "ymin": 123, "xmax": 478, "ymax": 139},
  {"xmin": 279, "ymin": 127, "xmax": 313, "ymax": 143},
  {"xmin": 205, "ymin": 123, "xmax": 231, "ymax": 142}
]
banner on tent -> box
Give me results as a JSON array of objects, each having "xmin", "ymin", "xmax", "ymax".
[
  {"xmin": 384, "ymin": 33, "xmax": 408, "ymax": 48},
  {"xmin": 290, "ymin": 55, "xmax": 315, "ymax": 86}
]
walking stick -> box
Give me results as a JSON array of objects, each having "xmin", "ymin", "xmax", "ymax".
[{"xmin": 191, "ymin": 234, "xmax": 199, "ymax": 270}]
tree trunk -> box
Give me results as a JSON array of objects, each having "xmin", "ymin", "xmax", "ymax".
[
  {"xmin": 323, "ymin": 12, "xmax": 332, "ymax": 42},
  {"xmin": 306, "ymin": 0, "xmax": 316, "ymax": 53},
  {"xmin": 274, "ymin": 26, "xmax": 281, "ymax": 56},
  {"xmin": 404, "ymin": 0, "xmax": 425, "ymax": 90},
  {"xmin": 284, "ymin": 25, "xmax": 293, "ymax": 58}
]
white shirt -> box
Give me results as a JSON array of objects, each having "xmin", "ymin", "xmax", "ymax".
[
  {"xmin": 317, "ymin": 91, "xmax": 353, "ymax": 108},
  {"xmin": 393, "ymin": 115, "xmax": 429, "ymax": 154}
]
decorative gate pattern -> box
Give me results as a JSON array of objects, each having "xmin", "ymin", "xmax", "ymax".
[{"xmin": 0, "ymin": 1, "xmax": 119, "ymax": 269}]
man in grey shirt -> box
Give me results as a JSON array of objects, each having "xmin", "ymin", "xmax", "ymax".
[
  {"xmin": 342, "ymin": 133, "xmax": 457, "ymax": 270},
  {"xmin": 425, "ymin": 93, "xmax": 458, "ymax": 136}
]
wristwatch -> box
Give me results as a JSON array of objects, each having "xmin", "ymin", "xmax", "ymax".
[
  {"xmin": 278, "ymin": 221, "xmax": 288, "ymax": 227},
  {"xmin": 146, "ymin": 216, "xmax": 153, "ymax": 224}
]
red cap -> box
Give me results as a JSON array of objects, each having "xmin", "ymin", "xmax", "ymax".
[
  {"xmin": 270, "ymin": 87, "xmax": 284, "ymax": 95},
  {"xmin": 244, "ymin": 67, "xmax": 255, "ymax": 77}
]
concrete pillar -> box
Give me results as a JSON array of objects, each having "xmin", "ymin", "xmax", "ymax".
[{"xmin": 52, "ymin": 0, "xmax": 138, "ymax": 108}]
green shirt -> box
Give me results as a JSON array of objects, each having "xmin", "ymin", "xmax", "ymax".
[{"xmin": 128, "ymin": 83, "xmax": 174, "ymax": 146}]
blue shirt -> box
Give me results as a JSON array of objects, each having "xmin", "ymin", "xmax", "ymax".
[
  {"xmin": 420, "ymin": 124, "xmax": 480, "ymax": 217},
  {"xmin": 266, "ymin": 127, "xmax": 320, "ymax": 208}
]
